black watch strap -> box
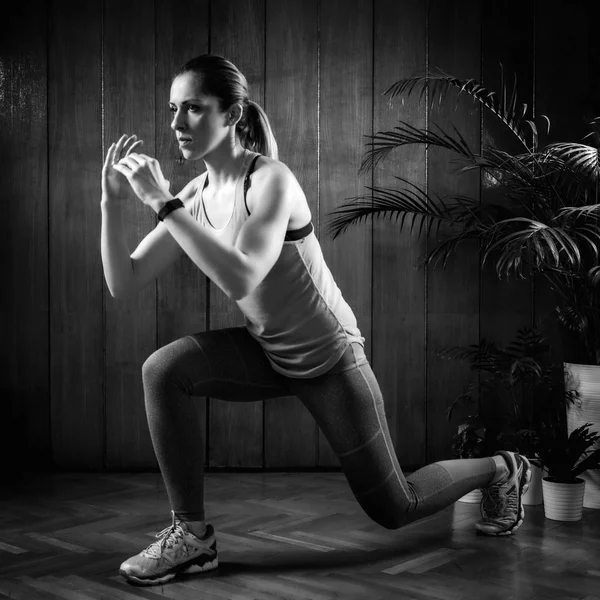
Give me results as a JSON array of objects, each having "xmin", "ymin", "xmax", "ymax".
[{"xmin": 158, "ymin": 198, "xmax": 184, "ymax": 222}]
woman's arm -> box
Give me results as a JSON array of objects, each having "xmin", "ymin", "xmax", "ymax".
[
  {"xmin": 158, "ymin": 161, "xmax": 296, "ymax": 300},
  {"xmin": 113, "ymin": 154, "xmax": 297, "ymax": 301},
  {"xmin": 101, "ymin": 178, "xmax": 199, "ymax": 299},
  {"xmin": 100, "ymin": 198, "xmax": 136, "ymax": 298}
]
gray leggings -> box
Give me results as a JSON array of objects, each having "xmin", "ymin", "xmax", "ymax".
[{"xmin": 142, "ymin": 327, "xmax": 496, "ymax": 529}]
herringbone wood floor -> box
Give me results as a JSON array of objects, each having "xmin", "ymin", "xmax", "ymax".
[{"xmin": 1, "ymin": 472, "xmax": 599, "ymax": 599}]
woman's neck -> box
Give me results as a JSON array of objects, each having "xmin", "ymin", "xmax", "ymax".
[{"xmin": 203, "ymin": 143, "xmax": 249, "ymax": 188}]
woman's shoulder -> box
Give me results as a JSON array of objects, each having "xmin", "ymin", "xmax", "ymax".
[
  {"xmin": 248, "ymin": 154, "xmax": 311, "ymax": 225},
  {"xmin": 252, "ymin": 154, "xmax": 299, "ymax": 190}
]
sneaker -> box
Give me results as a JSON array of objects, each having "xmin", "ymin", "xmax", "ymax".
[
  {"xmin": 119, "ymin": 511, "xmax": 218, "ymax": 586},
  {"xmin": 475, "ymin": 451, "xmax": 531, "ymax": 536}
]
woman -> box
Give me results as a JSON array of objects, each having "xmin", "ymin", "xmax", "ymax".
[{"xmin": 101, "ymin": 54, "xmax": 531, "ymax": 587}]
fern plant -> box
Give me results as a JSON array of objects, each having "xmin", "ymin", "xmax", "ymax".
[
  {"xmin": 439, "ymin": 325, "xmax": 568, "ymax": 458},
  {"xmin": 327, "ymin": 67, "xmax": 600, "ymax": 364},
  {"xmin": 452, "ymin": 415, "xmax": 487, "ymax": 459}
]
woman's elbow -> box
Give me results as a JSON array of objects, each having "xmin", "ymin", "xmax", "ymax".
[
  {"xmin": 228, "ymin": 285, "xmax": 247, "ymax": 302},
  {"xmin": 227, "ymin": 278, "xmax": 257, "ymax": 302},
  {"xmin": 107, "ymin": 285, "xmax": 126, "ymax": 300},
  {"xmin": 106, "ymin": 280, "xmax": 135, "ymax": 300}
]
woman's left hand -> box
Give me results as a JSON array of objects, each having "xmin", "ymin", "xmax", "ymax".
[{"xmin": 112, "ymin": 152, "xmax": 172, "ymax": 209}]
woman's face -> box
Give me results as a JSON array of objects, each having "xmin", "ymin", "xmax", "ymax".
[{"xmin": 169, "ymin": 72, "xmax": 231, "ymax": 160}]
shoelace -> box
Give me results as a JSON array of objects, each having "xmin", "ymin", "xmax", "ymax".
[
  {"xmin": 143, "ymin": 511, "xmax": 187, "ymax": 558},
  {"xmin": 481, "ymin": 484, "xmax": 504, "ymax": 518}
]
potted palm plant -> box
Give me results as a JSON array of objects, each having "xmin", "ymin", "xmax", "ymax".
[
  {"xmin": 327, "ymin": 67, "xmax": 600, "ymax": 506},
  {"xmin": 537, "ymin": 423, "xmax": 600, "ymax": 520}
]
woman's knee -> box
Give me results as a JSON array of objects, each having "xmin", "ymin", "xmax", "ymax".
[
  {"xmin": 142, "ymin": 336, "xmax": 206, "ymax": 396},
  {"xmin": 357, "ymin": 493, "xmax": 411, "ymax": 530},
  {"xmin": 349, "ymin": 473, "xmax": 417, "ymax": 530}
]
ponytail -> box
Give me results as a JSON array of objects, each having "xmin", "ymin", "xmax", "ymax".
[{"xmin": 238, "ymin": 100, "xmax": 279, "ymax": 160}]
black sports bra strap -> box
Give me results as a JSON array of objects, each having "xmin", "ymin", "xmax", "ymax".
[{"xmin": 243, "ymin": 154, "xmax": 261, "ymax": 214}]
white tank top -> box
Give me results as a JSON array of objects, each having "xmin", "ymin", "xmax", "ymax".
[{"xmin": 191, "ymin": 151, "xmax": 365, "ymax": 378}]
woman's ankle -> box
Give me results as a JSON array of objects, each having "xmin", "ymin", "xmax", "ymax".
[
  {"xmin": 489, "ymin": 455, "xmax": 509, "ymax": 485},
  {"xmin": 185, "ymin": 520, "xmax": 207, "ymax": 538}
]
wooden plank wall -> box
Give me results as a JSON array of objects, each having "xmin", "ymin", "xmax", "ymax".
[
  {"xmin": 534, "ymin": 0, "xmax": 600, "ymax": 363},
  {"xmin": 426, "ymin": 0, "xmax": 482, "ymax": 462},
  {"xmin": 373, "ymin": 0, "xmax": 426, "ymax": 464},
  {"xmin": 263, "ymin": 0, "xmax": 320, "ymax": 468},
  {"xmin": 2, "ymin": 0, "xmax": 598, "ymax": 473},
  {"xmin": 49, "ymin": 0, "xmax": 104, "ymax": 468},
  {"xmin": 319, "ymin": 0, "xmax": 373, "ymax": 466},
  {"xmin": 1, "ymin": 0, "xmax": 50, "ymax": 475},
  {"xmin": 208, "ymin": 0, "xmax": 266, "ymax": 469},
  {"xmin": 480, "ymin": 0, "xmax": 535, "ymax": 348}
]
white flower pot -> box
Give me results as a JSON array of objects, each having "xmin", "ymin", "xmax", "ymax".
[
  {"xmin": 564, "ymin": 362, "xmax": 600, "ymax": 509},
  {"xmin": 542, "ymin": 477, "xmax": 585, "ymax": 521},
  {"xmin": 523, "ymin": 461, "xmax": 544, "ymax": 506},
  {"xmin": 457, "ymin": 489, "xmax": 482, "ymax": 503}
]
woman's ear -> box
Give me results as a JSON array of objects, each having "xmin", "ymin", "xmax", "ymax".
[{"xmin": 228, "ymin": 103, "xmax": 243, "ymax": 127}]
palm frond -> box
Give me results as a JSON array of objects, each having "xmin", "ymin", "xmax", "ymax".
[
  {"xmin": 425, "ymin": 230, "xmax": 482, "ymax": 269},
  {"xmin": 383, "ymin": 67, "xmax": 538, "ymax": 150},
  {"xmin": 505, "ymin": 327, "xmax": 551, "ymax": 359},
  {"xmin": 558, "ymin": 204, "xmax": 600, "ymax": 219},
  {"xmin": 508, "ymin": 356, "xmax": 544, "ymax": 385},
  {"xmin": 483, "ymin": 218, "xmax": 583, "ymax": 278},
  {"xmin": 326, "ymin": 183, "xmax": 439, "ymax": 240},
  {"xmin": 326, "ymin": 177, "xmax": 484, "ymax": 240},
  {"xmin": 573, "ymin": 447, "xmax": 600, "ymax": 478},
  {"xmin": 437, "ymin": 339, "xmax": 510, "ymax": 374},
  {"xmin": 359, "ymin": 121, "xmax": 476, "ymax": 173},
  {"xmin": 545, "ymin": 143, "xmax": 600, "ymax": 179},
  {"xmin": 444, "ymin": 381, "xmax": 479, "ymax": 420},
  {"xmin": 556, "ymin": 305, "xmax": 588, "ymax": 334},
  {"xmin": 583, "ymin": 117, "xmax": 600, "ymax": 147},
  {"xmin": 437, "ymin": 328, "xmax": 552, "ymax": 398},
  {"xmin": 470, "ymin": 148, "xmax": 571, "ymax": 219}
]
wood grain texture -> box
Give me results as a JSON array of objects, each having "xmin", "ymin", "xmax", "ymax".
[
  {"xmin": 48, "ymin": 1, "xmax": 104, "ymax": 469},
  {"xmin": 263, "ymin": 0, "xmax": 319, "ymax": 468},
  {"xmin": 535, "ymin": 0, "xmax": 599, "ymax": 145},
  {"xmin": 319, "ymin": 0, "xmax": 373, "ymax": 467},
  {"xmin": 103, "ymin": 0, "xmax": 158, "ymax": 469},
  {"xmin": 533, "ymin": 0, "xmax": 600, "ymax": 362},
  {"xmin": 155, "ymin": 0, "xmax": 210, "ymax": 345},
  {"xmin": 0, "ymin": 2, "xmax": 50, "ymax": 475},
  {"xmin": 373, "ymin": 0, "xmax": 427, "ymax": 467},
  {"xmin": 1, "ymin": 472, "xmax": 599, "ymax": 599},
  {"xmin": 426, "ymin": 0, "xmax": 482, "ymax": 462},
  {"xmin": 480, "ymin": 0, "xmax": 535, "ymax": 349},
  {"xmin": 478, "ymin": 0, "xmax": 536, "ymax": 440},
  {"xmin": 6, "ymin": 0, "xmax": 595, "ymax": 472},
  {"xmin": 155, "ymin": 0, "xmax": 210, "ymax": 465},
  {"xmin": 209, "ymin": 0, "xmax": 266, "ymax": 468}
]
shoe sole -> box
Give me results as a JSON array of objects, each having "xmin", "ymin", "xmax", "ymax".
[
  {"xmin": 120, "ymin": 554, "xmax": 219, "ymax": 586},
  {"xmin": 477, "ymin": 453, "xmax": 532, "ymax": 537}
]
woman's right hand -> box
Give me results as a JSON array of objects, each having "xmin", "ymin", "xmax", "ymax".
[{"xmin": 102, "ymin": 134, "xmax": 144, "ymax": 201}]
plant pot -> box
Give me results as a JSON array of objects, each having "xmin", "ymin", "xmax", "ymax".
[
  {"xmin": 522, "ymin": 460, "xmax": 544, "ymax": 506},
  {"xmin": 564, "ymin": 362, "xmax": 600, "ymax": 509},
  {"xmin": 542, "ymin": 477, "xmax": 585, "ymax": 521},
  {"xmin": 578, "ymin": 470, "xmax": 600, "ymax": 509},
  {"xmin": 457, "ymin": 489, "xmax": 482, "ymax": 503}
]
